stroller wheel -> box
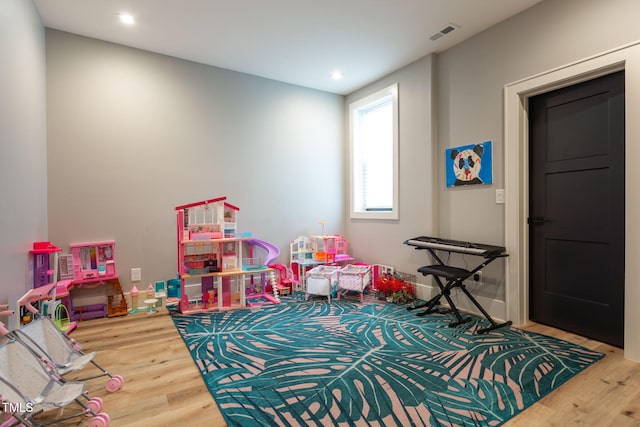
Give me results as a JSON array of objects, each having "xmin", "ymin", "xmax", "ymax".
[
  {"xmin": 88, "ymin": 413, "xmax": 110, "ymax": 427},
  {"xmin": 86, "ymin": 396, "xmax": 104, "ymax": 414},
  {"xmin": 105, "ymin": 375, "xmax": 123, "ymax": 392}
]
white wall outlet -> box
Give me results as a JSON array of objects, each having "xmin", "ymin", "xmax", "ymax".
[
  {"xmin": 495, "ymin": 189, "xmax": 505, "ymax": 204},
  {"xmin": 473, "ymin": 270, "xmax": 482, "ymax": 285},
  {"xmin": 131, "ymin": 267, "xmax": 142, "ymax": 282}
]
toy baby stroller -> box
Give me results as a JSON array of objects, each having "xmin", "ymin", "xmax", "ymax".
[
  {"xmin": 0, "ymin": 304, "xmax": 107, "ymax": 418},
  {"xmin": 14, "ymin": 286, "xmax": 123, "ymax": 393},
  {"xmin": 0, "ymin": 339, "xmax": 109, "ymax": 426}
]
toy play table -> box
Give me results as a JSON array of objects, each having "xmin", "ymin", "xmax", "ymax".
[{"xmin": 144, "ymin": 298, "xmax": 158, "ymax": 314}]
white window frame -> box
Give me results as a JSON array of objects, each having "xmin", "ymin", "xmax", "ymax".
[{"xmin": 349, "ymin": 83, "xmax": 399, "ymax": 220}]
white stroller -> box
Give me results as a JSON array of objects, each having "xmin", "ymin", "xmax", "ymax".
[
  {"xmin": 0, "ymin": 339, "xmax": 109, "ymax": 427},
  {"xmin": 12, "ymin": 286, "xmax": 123, "ymax": 393}
]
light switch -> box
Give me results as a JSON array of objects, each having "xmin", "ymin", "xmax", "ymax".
[{"xmin": 495, "ymin": 189, "xmax": 505, "ymax": 204}]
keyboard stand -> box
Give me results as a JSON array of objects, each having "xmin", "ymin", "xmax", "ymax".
[{"xmin": 407, "ymin": 244, "xmax": 512, "ymax": 334}]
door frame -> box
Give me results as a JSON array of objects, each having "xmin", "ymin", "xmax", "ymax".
[{"xmin": 504, "ymin": 41, "xmax": 640, "ymax": 361}]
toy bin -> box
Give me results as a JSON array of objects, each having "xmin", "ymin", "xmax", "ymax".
[
  {"xmin": 337, "ymin": 264, "xmax": 372, "ymax": 303},
  {"xmin": 306, "ymin": 265, "xmax": 341, "ymax": 302}
]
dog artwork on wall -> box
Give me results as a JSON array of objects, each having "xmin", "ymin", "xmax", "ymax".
[{"xmin": 446, "ymin": 140, "xmax": 493, "ymax": 187}]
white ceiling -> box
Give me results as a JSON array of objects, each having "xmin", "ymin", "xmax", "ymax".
[{"xmin": 34, "ymin": 0, "xmax": 544, "ymax": 95}]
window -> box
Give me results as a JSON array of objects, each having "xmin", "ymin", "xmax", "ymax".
[{"xmin": 349, "ymin": 83, "xmax": 398, "ymax": 219}]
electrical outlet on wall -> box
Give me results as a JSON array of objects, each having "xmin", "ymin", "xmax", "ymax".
[
  {"xmin": 473, "ymin": 270, "xmax": 482, "ymax": 285},
  {"xmin": 131, "ymin": 268, "xmax": 142, "ymax": 282}
]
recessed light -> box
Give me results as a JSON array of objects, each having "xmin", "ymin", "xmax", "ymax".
[
  {"xmin": 330, "ymin": 71, "xmax": 343, "ymax": 80},
  {"xmin": 119, "ymin": 14, "xmax": 135, "ymax": 25}
]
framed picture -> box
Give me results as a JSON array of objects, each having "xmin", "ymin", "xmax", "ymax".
[{"xmin": 445, "ymin": 140, "xmax": 493, "ymax": 187}]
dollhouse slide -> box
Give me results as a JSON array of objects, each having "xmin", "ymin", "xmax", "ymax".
[{"xmin": 246, "ymin": 239, "xmax": 280, "ymax": 265}]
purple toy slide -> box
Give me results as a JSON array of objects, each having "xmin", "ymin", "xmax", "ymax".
[{"xmin": 246, "ymin": 239, "xmax": 280, "ymax": 265}]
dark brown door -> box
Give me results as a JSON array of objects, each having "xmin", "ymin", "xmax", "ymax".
[{"xmin": 529, "ymin": 71, "xmax": 625, "ymax": 347}]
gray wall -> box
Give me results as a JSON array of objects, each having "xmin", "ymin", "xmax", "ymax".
[
  {"xmin": 45, "ymin": 30, "xmax": 345, "ymax": 294},
  {"xmin": 438, "ymin": 0, "xmax": 640, "ymax": 245},
  {"xmin": 0, "ymin": 1, "xmax": 47, "ymax": 311},
  {"xmin": 345, "ymin": 55, "xmax": 438, "ymax": 290},
  {"xmin": 436, "ymin": 0, "xmax": 640, "ymax": 313},
  {"xmin": 346, "ymin": 0, "xmax": 640, "ymax": 331}
]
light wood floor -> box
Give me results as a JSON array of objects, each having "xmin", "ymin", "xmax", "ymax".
[{"xmin": 35, "ymin": 309, "xmax": 640, "ymax": 427}]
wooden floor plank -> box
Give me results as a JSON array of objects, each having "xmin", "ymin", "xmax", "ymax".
[{"xmin": 28, "ymin": 309, "xmax": 640, "ymax": 426}]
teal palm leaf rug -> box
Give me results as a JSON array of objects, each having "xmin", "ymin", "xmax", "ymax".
[{"xmin": 172, "ymin": 297, "xmax": 603, "ymax": 426}]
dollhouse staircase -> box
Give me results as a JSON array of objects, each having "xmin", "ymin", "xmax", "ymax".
[{"xmin": 106, "ymin": 279, "xmax": 128, "ymax": 317}]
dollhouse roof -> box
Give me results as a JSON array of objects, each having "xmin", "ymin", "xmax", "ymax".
[
  {"xmin": 30, "ymin": 241, "xmax": 61, "ymax": 254},
  {"xmin": 175, "ymin": 196, "xmax": 227, "ymax": 211}
]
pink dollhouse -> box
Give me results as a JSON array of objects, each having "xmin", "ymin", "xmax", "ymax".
[
  {"xmin": 66, "ymin": 240, "xmax": 128, "ymax": 321},
  {"xmin": 289, "ymin": 234, "xmax": 354, "ymax": 290},
  {"xmin": 30, "ymin": 241, "xmax": 62, "ymax": 289},
  {"xmin": 312, "ymin": 234, "xmax": 349, "ymax": 264},
  {"xmin": 28, "ymin": 242, "xmax": 76, "ymax": 332},
  {"xmin": 70, "ymin": 241, "xmax": 117, "ymax": 281},
  {"xmin": 175, "ymin": 196, "xmax": 280, "ymax": 314}
]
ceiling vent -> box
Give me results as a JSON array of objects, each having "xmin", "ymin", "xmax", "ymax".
[{"xmin": 429, "ymin": 24, "xmax": 459, "ymax": 41}]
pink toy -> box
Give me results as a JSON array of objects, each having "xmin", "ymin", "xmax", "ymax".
[
  {"xmin": 0, "ymin": 305, "xmax": 112, "ymax": 422},
  {"xmin": 29, "ymin": 241, "xmax": 61, "ymax": 288},
  {"xmin": 27, "ymin": 242, "xmax": 75, "ymax": 330},
  {"xmin": 244, "ymin": 239, "xmax": 279, "ymax": 267},
  {"xmin": 269, "ymin": 264, "xmax": 294, "ymax": 296},
  {"xmin": 336, "ymin": 264, "xmax": 372, "ymax": 303},
  {"xmin": 0, "ymin": 338, "xmax": 110, "ymax": 426},
  {"xmin": 245, "ymin": 271, "xmax": 281, "ymax": 307},
  {"xmin": 202, "ymin": 289, "xmax": 210, "ymax": 308},
  {"xmin": 18, "ymin": 282, "xmax": 56, "ymax": 316},
  {"xmin": 241, "ymin": 240, "xmax": 282, "ymax": 306},
  {"xmin": 12, "ymin": 286, "xmax": 124, "ymax": 393},
  {"xmin": 175, "ymin": 196, "xmax": 280, "ymax": 313},
  {"xmin": 65, "ymin": 240, "xmax": 127, "ymax": 321},
  {"xmin": 129, "ymin": 284, "xmax": 140, "ymax": 313},
  {"xmin": 314, "ymin": 234, "xmax": 350, "ymax": 263},
  {"xmin": 289, "ymin": 233, "xmax": 355, "ymax": 291},
  {"xmin": 0, "ymin": 305, "xmax": 14, "ymax": 336},
  {"xmin": 69, "ymin": 240, "xmax": 116, "ymax": 281}
]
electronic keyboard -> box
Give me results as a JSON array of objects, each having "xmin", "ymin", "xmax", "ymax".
[
  {"xmin": 404, "ymin": 235, "xmax": 511, "ymax": 333},
  {"xmin": 404, "ymin": 236, "xmax": 506, "ymax": 258}
]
